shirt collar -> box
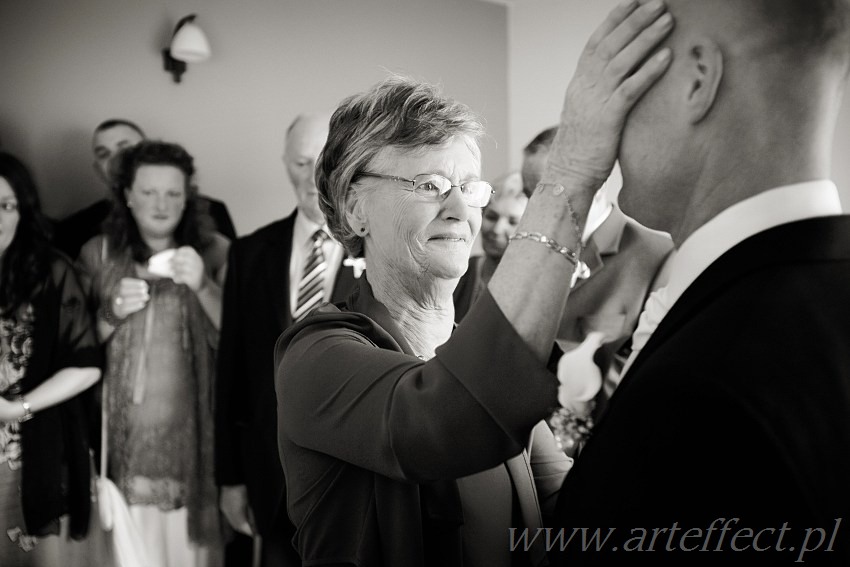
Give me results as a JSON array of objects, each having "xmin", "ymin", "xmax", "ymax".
[
  {"xmin": 666, "ymin": 180, "xmax": 842, "ymax": 303},
  {"xmin": 293, "ymin": 209, "xmax": 329, "ymax": 246},
  {"xmin": 582, "ymin": 192, "xmax": 613, "ymax": 244}
]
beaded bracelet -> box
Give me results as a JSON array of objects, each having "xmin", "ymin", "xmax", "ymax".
[
  {"xmin": 509, "ymin": 231, "xmax": 581, "ymax": 267},
  {"xmin": 98, "ymin": 299, "xmax": 128, "ymax": 328}
]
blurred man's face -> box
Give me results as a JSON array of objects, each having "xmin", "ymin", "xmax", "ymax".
[
  {"xmin": 92, "ymin": 125, "xmax": 144, "ymax": 185},
  {"xmin": 283, "ymin": 116, "xmax": 329, "ymax": 225},
  {"xmin": 521, "ymin": 149, "xmax": 548, "ymax": 196}
]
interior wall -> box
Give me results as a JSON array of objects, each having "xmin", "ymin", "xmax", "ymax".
[
  {"xmin": 0, "ymin": 0, "xmax": 508, "ymax": 235},
  {"xmin": 508, "ymin": 0, "xmax": 850, "ymax": 209}
]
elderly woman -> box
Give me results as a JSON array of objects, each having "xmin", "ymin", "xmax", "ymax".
[
  {"xmin": 454, "ymin": 171, "xmax": 527, "ymax": 318},
  {"xmin": 274, "ymin": 4, "xmax": 672, "ymax": 566},
  {"xmin": 78, "ymin": 141, "xmax": 227, "ymax": 567},
  {"xmin": 0, "ymin": 153, "xmax": 101, "ymax": 565}
]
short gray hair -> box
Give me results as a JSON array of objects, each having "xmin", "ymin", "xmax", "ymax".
[{"xmin": 316, "ymin": 75, "xmax": 485, "ymax": 257}]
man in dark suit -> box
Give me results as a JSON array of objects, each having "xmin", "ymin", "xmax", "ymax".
[
  {"xmin": 553, "ymin": 0, "xmax": 850, "ymax": 564},
  {"xmin": 215, "ymin": 113, "xmax": 357, "ymax": 566},
  {"xmin": 54, "ymin": 119, "xmax": 236, "ymax": 258},
  {"xmin": 521, "ymin": 127, "xmax": 672, "ymax": 410}
]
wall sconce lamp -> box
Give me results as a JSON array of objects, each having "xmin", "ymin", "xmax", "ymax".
[{"xmin": 162, "ymin": 14, "xmax": 211, "ymax": 83}]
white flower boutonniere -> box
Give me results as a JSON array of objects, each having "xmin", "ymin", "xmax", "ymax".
[{"xmin": 343, "ymin": 256, "xmax": 366, "ymax": 279}]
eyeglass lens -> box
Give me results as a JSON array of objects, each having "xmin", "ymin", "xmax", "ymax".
[{"xmin": 412, "ymin": 175, "xmax": 491, "ymax": 207}]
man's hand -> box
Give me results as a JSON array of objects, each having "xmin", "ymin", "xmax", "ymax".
[
  {"xmin": 547, "ymin": 0, "xmax": 674, "ymax": 191},
  {"xmin": 220, "ymin": 484, "xmax": 256, "ymax": 536}
]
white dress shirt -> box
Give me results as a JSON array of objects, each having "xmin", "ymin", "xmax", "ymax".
[
  {"xmin": 622, "ymin": 180, "xmax": 842, "ymax": 375},
  {"xmin": 289, "ymin": 212, "xmax": 344, "ymax": 316}
]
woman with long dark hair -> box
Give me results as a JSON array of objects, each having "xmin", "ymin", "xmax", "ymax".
[
  {"xmin": 0, "ymin": 152, "xmax": 101, "ymax": 566},
  {"xmin": 78, "ymin": 140, "xmax": 228, "ymax": 566}
]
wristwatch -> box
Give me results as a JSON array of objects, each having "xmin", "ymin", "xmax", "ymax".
[{"xmin": 18, "ymin": 397, "xmax": 33, "ymax": 423}]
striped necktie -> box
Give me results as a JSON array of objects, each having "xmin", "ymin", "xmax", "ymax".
[{"xmin": 293, "ymin": 229, "xmax": 329, "ymax": 321}]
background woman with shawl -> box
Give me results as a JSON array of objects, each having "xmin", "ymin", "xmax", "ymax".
[{"xmin": 78, "ymin": 141, "xmax": 228, "ymax": 567}]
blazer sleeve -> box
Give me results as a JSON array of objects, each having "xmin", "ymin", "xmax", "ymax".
[
  {"xmin": 214, "ymin": 239, "xmax": 247, "ymax": 486},
  {"xmin": 276, "ymin": 290, "xmax": 559, "ymax": 483}
]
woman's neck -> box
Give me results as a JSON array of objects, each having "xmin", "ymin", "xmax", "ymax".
[
  {"xmin": 369, "ymin": 268, "xmax": 456, "ymax": 360},
  {"xmin": 142, "ymin": 234, "xmax": 175, "ymax": 253}
]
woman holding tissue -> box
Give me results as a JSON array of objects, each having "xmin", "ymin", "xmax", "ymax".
[{"xmin": 78, "ymin": 141, "xmax": 227, "ymax": 566}]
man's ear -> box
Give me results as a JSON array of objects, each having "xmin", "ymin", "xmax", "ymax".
[{"xmin": 686, "ymin": 40, "xmax": 723, "ymax": 124}]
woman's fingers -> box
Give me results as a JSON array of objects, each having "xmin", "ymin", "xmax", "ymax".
[
  {"xmin": 607, "ymin": 11, "xmax": 673, "ymax": 84},
  {"xmin": 548, "ymin": 1, "xmax": 673, "ymax": 190},
  {"xmin": 170, "ymin": 246, "xmax": 205, "ymax": 291},
  {"xmin": 613, "ymin": 47, "xmax": 672, "ymax": 108},
  {"xmin": 584, "ymin": 0, "xmax": 642, "ymax": 54},
  {"xmin": 114, "ymin": 277, "xmax": 149, "ymax": 318},
  {"xmin": 593, "ymin": 0, "xmax": 668, "ymax": 65}
]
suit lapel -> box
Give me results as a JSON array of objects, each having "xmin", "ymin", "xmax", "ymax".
[
  {"xmin": 505, "ymin": 451, "xmax": 547, "ymax": 566},
  {"xmin": 267, "ymin": 213, "xmax": 296, "ymax": 329},
  {"xmin": 571, "ymin": 207, "xmax": 627, "ymax": 292},
  {"xmin": 331, "ymin": 259, "xmax": 357, "ymax": 303}
]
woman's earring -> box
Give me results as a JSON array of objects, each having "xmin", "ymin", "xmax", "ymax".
[{"xmin": 360, "ymin": 227, "xmax": 367, "ymax": 235}]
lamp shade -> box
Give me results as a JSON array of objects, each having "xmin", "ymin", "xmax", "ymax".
[{"xmin": 170, "ymin": 19, "xmax": 211, "ymax": 62}]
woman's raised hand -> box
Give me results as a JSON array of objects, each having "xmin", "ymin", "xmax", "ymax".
[
  {"xmin": 171, "ymin": 246, "xmax": 207, "ymax": 292},
  {"xmin": 546, "ymin": 0, "xmax": 674, "ymax": 192},
  {"xmin": 111, "ymin": 277, "xmax": 150, "ymax": 319}
]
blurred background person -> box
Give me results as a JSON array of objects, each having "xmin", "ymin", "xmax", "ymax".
[
  {"xmin": 215, "ymin": 113, "xmax": 357, "ymax": 567},
  {"xmin": 453, "ymin": 171, "xmax": 527, "ymax": 319},
  {"xmin": 0, "ymin": 152, "xmax": 102, "ymax": 566},
  {"xmin": 78, "ymin": 141, "xmax": 229, "ymax": 567},
  {"xmin": 522, "ymin": 126, "xmax": 672, "ymax": 416},
  {"xmin": 55, "ymin": 119, "xmax": 236, "ymax": 259}
]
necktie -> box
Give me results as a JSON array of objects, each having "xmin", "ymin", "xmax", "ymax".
[
  {"xmin": 618, "ymin": 285, "xmax": 671, "ymax": 381},
  {"xmin": 293, "ymin": 229, "xmax": 328, "ymax": 321}
]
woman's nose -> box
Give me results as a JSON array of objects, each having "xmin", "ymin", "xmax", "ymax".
[{"xmin": 441, "ymin": 186, "xmax": 470, "ymax": 221}]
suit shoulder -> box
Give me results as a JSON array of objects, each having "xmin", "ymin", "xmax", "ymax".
[{"xmin": 239, "ymin": 216, "xmax": 294, "ymax": 245}]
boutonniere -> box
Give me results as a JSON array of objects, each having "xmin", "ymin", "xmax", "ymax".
[
  {"xmin": 570, "ymin": 260, "xmax": 591, "ymax": 288},
  {"xmin": 343, "ymin": 256, "xmax": 366, "ymax": 279}
]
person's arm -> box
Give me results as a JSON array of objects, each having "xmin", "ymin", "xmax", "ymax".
[
  {"xmin": 488, "ymin": 0, "xmax": 673, "ymax": 361},
  {"xmin": 0, "ymin": 367, "xmax": 100, "ymax": 423},
  {"xmin": 1, "ymin": 255, "xmax": 104, "ymax": 423}
]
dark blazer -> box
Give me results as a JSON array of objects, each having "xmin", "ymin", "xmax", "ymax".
[
  {"xmin": 274, "ymin": 277, "xmax": 566, "ymax": 566},
  {"xmin": 214, "ymin": 211, "xmax": 356, "ymax": 536},
  {"xmin": 54, "ymin": 195, "xmax": 236, "ymax": 259},
  {"xmin": 552, "ymin": 217, "xmax": 850, "ymax": 565}
]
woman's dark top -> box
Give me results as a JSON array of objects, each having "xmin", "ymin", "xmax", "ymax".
[{"xmin": 275, "ymin": 276, "xmax": 561, "ymax": 566}]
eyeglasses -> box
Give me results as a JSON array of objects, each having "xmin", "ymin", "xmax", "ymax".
[
  {"xmin": 357, "ymin": 172, "xmax": 494, "ymax": 208},
  {"xmin": 0, "ymin": 201, "xmax": 18, "ymax": 213}
]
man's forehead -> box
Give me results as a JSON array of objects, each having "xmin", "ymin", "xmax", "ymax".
[{"xmin": 93, "ymin": 125, "xmax": 143, "ymax": 150}]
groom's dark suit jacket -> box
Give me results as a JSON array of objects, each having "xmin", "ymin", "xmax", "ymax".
[
  {"xmin": 214, "ymin": 211, "xmax": 357, "ymax": 537},
  {"xmin": 552, "ymin": 216, "xmax": 850, "ymax": 565}
]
